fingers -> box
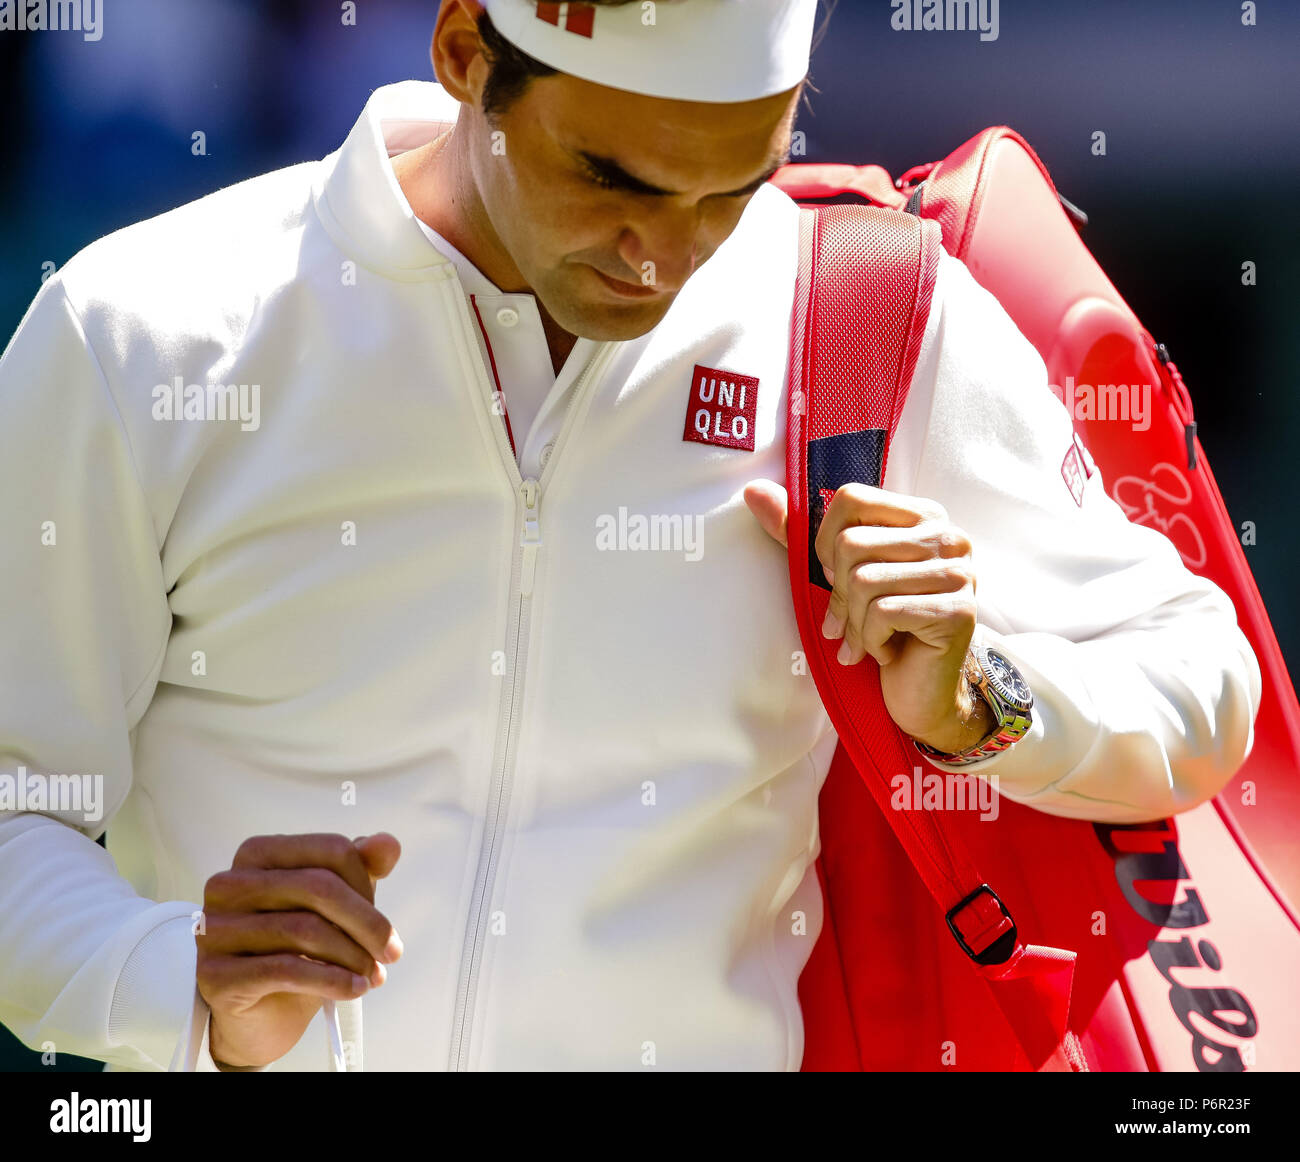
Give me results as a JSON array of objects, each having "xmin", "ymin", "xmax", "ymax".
[
  {"xmin": 233, "ymin": 833, "xmax": 376, "ymax": 904},
  {"xmin": 820, "ymin": 514, "xmax": 968, "ymax": 581},
  {"xmin": 810, "ymin": 488, "xmax": 975, "ymax": 669},
  {"xmin": 198, "ymin": 952, "xmax": 372, "ymax": 1013},
  {"xmin": 826, "ymin": 556, "xmax": 972, "ymax": 652},
  {"xmin": 199, "ymin": 910, "xmax": 387, "ymax": 987},
  {"xmin": 353, "ymin": 832, "xmax": 402, "ymax": 883},
  {"xmin": 203, "ymin": 865, "xmax": 401, "ymax": 967},
  {"xmin": 196, "ymin": 833, "xmax": 406, "ymax": 1066},
  {"xmin": 837, "ymin": 591, "xmax": 978, "ymax": 667},
  {"xmin": 814, "ymin": 483, "xmax": 948, "ymax": 577},
  {"xmin": 743, "ymin": 479, "xmax": 789, "ymax": 548}
]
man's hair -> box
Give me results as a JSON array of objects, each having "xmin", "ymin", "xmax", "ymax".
[
  {"xmin": 477, "ymin": 9, "xmax": 563, "ymax": 121},
  {"xmin": 476, "ymin": 2, "xmax": 831, "ymax": 121}
]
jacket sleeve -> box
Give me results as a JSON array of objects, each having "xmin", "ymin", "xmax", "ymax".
[
  {"xmin": 885, "ymin": 251, "xmax": 1263, "ymax": 823},
  {"xmin": 0, "ymin": 276, "xmax": 206, "ymax": 1070}
]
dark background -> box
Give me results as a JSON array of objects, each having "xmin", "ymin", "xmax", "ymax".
[{"xmin": 1, "ymin": 0, "xmax": 1295, "ymax": 1070}]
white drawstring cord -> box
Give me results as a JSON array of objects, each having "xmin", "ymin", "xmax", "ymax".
[{"xmin": 325, "ymin": 997, "xmax": 363, "ymax": 1071}]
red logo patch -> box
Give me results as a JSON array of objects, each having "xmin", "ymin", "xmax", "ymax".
[
  {"xmin": 1061, "ymin": 441, "xmax": 1088, "ymax": 506},
  {"xmin": 682, "ymin": 364, "xmax": 759, "ymax": 452},
  {"xmin": 536, "ymin": 3, "xmax": 595, "ymax": 37},
  {"xmin": 1072, "ymin": 432, "xmax": 1097, "ymax": 478}
]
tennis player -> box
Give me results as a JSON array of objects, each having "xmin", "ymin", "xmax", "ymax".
[{"xmin": 0, "ymin": 0, "xmax": 1260, "ymax": 1071}]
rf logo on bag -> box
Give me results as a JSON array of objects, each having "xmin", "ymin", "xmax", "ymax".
[{"xmin": 683, "ymin": 364, "xmax": 759, "ymax": 452}]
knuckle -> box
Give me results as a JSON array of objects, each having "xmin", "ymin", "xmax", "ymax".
[
  {"xmin": 233, "ymin": 834, "xmax": 281, "ymax": 867},
  {"xmin": 197, "ymin": 956, "xmax": 239, "ymax": 999},
  {"xmin": 934, "ymin": 528, "xmax": 960, "ymax": 554},
  {"xmin": 366, "ymin": 911, "xmax": 394, "ymax": 947},
  {"xmin": 203, "ymin": 869, "xmax": 243, "ymax": 906},
  {"xmin": 868, "ymin": 593, "xmax": 898, "ymax": 618},
  {"xmin": 193, "ymin": 910, "xmax": 223, "ymax": 946},
  {"xmin": 944, "ymin": 562, "xmax": 975, "ymax": 589},
  {"xmin": 943, "ymin": 526, "xmax": 972, "ymax": 555},
  {"xmin": 321, "ymin": 833, "xmax": 354, "ymax": 863},
  {"xmin": 373, "ymin": 913, "xmax": 398, "ymax": 950},
  {"xmin": 851, "ymin": 557, "xmax": 886, "ymax": 584},
  {"xmin": 298, "ymin": 866, "xmax": 341, "ymax": 903},
  {"xmin": 195, "ymin": 966, "xmax": 223, "ymax": 1002},
  {"xmin": 248, "ymin": 954, "xmax": 302, "ymax": 987},
  {"xmin": 942, "ymin": 599, "xmax": 977, "ymax": 630},
  {"xmin": 201, "ymin": 876, "xmax": 223, "ymax": 907},
  {"xmin": 837, "ymin": 482, "xmax": 871, "ymax": 508},
  {"xmin": 923, "ymin": 524, "xmax": 967, "ymax": 556},
  {"xmin": 833, "ymin": 526, "xmax": 857, "ymax": 563},
  {"xmin": 277, "ymin": 910, "xmax": 323, "ymax": 946}
]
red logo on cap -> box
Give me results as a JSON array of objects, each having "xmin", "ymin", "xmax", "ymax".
[
  {"xmin": 683, "ymin": 365, "xmax": 759, "ymax": 452},
  {"xmin": 536, "ymin": 3, "xmax": 595, "ymax": 38}
]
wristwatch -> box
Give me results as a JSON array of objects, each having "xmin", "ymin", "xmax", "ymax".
[{"xmin": 914, "ymin": 643, "xmax": 1034, "ymax": 767}]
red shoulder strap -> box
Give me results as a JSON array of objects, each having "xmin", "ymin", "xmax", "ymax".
[{"xmin": 787, "ymin": 204, "xmax": 1086, "ymax": 1070}]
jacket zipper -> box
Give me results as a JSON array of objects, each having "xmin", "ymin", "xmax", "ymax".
[{"xmin": 444, "ymin": 297, "xmax": 616, "ymax": 1069}]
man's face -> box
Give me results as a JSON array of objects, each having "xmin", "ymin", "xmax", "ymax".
[{"xmin": 463, "ymin": 69, "xmax": 801, "ymax": 341}]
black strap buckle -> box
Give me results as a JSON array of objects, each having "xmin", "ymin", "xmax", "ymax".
[{"xmin": 945, "ymin": 884, "xmax": 1018, "ymax": 966}]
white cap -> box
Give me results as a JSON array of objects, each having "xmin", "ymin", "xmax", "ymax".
[{"xmin": 480, "ymin": 0, "xmax": 818, "ymax": 103}]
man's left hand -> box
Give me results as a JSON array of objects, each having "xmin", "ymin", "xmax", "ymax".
[{"xmin": 744, "ymin": 479, "xmax": 994, "ymax": 755}]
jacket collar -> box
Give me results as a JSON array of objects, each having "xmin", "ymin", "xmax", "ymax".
[{"xmin": 312, "ymin": 80, "xmax": 464, "ymax": 277}]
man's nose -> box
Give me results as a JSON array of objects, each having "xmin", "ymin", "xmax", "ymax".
[{"xmin": 616, "ymin": 207, "xmax": 701, "ymax": 294}]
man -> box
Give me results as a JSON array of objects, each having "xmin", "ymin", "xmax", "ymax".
[{"xmin": 0, "ymin": 0, "xmax": 1259, "ymax": 1072}]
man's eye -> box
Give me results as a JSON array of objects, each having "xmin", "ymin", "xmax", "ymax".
[{"xmin": 582, "ymin": 165, "xmax": 618, "ymax": 191}]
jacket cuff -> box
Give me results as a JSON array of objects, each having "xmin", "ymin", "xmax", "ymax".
[{"xmin": 106, "ymin": 908, "xmax": 203, "ymax": 1071}]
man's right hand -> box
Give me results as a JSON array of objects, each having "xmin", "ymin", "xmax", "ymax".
[{"xmin": 196, "ymin": 832, "xmax": 403, "ymax": 1070}]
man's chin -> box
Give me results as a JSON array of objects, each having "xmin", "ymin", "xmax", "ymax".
[{"xmin": 558, "ymin": 295, "xmax": 676, "ymax": 342}]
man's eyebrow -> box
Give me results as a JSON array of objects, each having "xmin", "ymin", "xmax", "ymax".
[{"xmin": 574, "ymin": 144, "xmax": 793, "ymax": 199}]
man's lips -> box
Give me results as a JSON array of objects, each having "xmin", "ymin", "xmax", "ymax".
[{"xmin": 589, "ymin": 266, "xmax": 661, "ymax": 300}]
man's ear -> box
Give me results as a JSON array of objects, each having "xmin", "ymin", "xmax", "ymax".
[{"xmin": 431, "ymin": 0, "xmax": 489, "ymax": 107}]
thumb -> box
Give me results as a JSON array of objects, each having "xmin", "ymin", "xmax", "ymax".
[
  {"xmin": 353, "ymin": 832, "xmax": 402, "ymax": 884},
  {"xmin": 743, "ymin": 479, "xmax": 789, "ymax": 549}
]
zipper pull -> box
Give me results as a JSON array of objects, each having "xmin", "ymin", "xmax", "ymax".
[
  {"xmin": 1156, "ymin": 341, "xmax": 1198, "ymax": 471},
  {"xmin": 520, "ymin": 477, "xmax": 541, "ymax": 597}
]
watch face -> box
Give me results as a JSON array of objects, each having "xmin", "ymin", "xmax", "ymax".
[{"xmin": 983, "ymin": 648, "xmax": 1033, "ymax": 711}]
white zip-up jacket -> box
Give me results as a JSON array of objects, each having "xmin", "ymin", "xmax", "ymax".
[{"xmin": 0, "ymin": 81, "xmax": 1260, "ymax": 1072}]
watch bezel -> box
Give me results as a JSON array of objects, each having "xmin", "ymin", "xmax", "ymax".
[{"xmin": 978, "ymin": 645, "xmax": 1033, "ymax": 713}]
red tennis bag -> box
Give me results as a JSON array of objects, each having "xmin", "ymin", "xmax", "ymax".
[{"xmin": 775, "ymin": 129, "xmax": 1300, "ymax": 1072}]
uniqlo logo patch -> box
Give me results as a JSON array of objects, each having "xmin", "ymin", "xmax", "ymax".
[{"xmin": 682, "ymin": 364, "xmax": 759, "ymax": 452}]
